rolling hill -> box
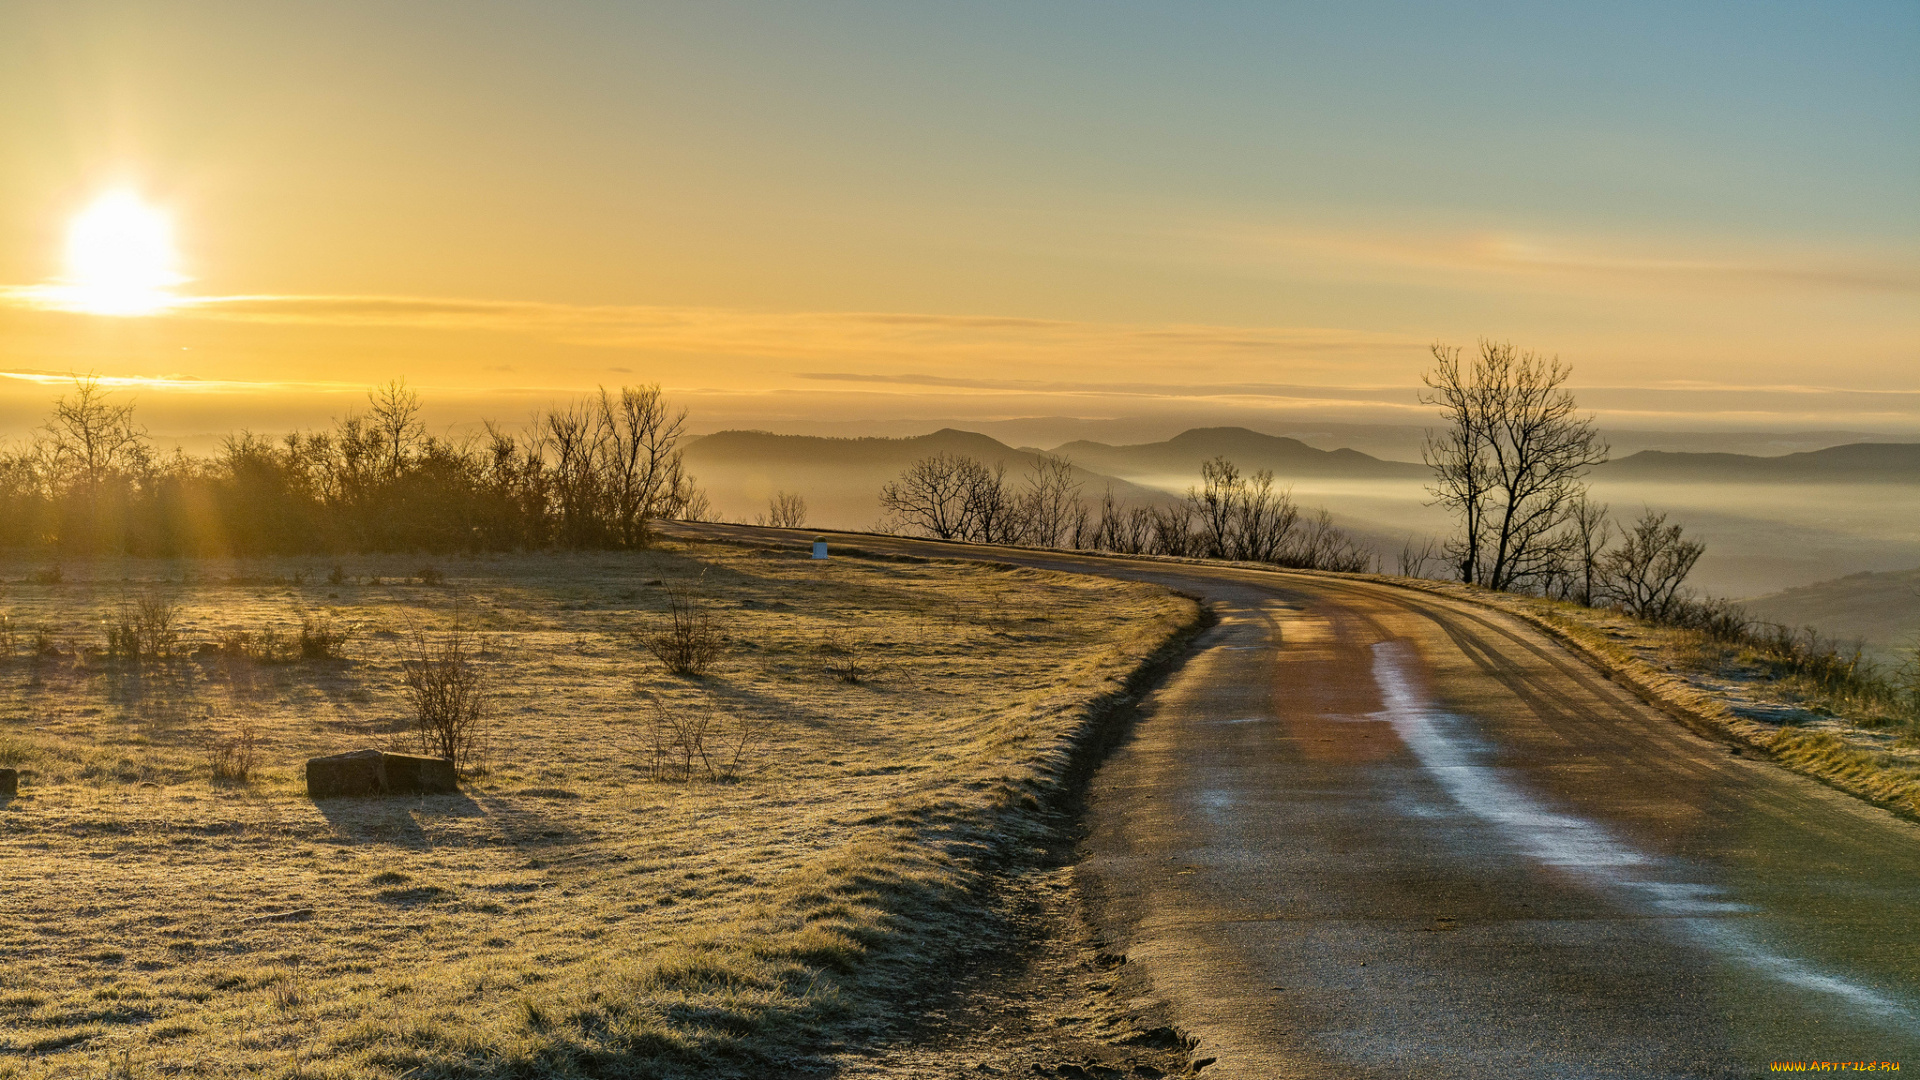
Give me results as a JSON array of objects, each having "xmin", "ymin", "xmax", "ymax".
[
  {"xmin": 1049, "ymin": 427, "xmax": 1427, "ymax": 483},
  {"xmin": 1596, "ymin": 443, "xmax": 1920, "ymax": 482},
  {"xmin": 1740, "ymin": 567, "xmax": 1920, "ymax": 667}
]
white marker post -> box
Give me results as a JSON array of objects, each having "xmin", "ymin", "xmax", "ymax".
[{"xmin": 811, "ymin": 536, "xmax": 829, "ymax": 560}]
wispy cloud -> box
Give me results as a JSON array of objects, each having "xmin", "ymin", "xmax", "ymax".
[
  {"xmin": 1202, "ymin": 228, "xmax": 1920, "ymax": 297},
  {"xmin": 0, "ymin": 288, "xmax": 1423, "ymax": 367}
]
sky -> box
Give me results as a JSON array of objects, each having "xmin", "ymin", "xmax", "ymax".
[{"xmin": 0, "ymin": 1, "xmax": 1915, "ymax": 440}]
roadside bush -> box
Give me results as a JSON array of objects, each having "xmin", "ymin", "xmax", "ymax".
[
  {"xmin": 1602, "ymin": 510, "xmax": 1705, "ymax": 620},
  {"xmin": 400, "ymin": 625, "xmax": 491, "ymax": 773},
  {"xmin": 644, "ymin": 588, "xmax": 724, "ymax": 676}
]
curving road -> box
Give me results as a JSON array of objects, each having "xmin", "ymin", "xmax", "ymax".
[{"xmin": 669, "ymin": 523, "xmax": 1920, "ymax": 1077}]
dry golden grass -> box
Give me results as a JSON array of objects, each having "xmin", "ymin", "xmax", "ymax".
[
  {"xmin": 1372, "ymin": 574, "xmax": 1920, "ymax": 820},
  {"xmin": 0, "ymin": 542, "xmax": 1198, "ymax": 1078}
]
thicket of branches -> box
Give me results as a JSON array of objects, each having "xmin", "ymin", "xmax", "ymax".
[
  {"xmin": 878, "ymin": 451, "xmax": 1372, "ymax": 572},
  {"xmin": 1416, "ymin": 340, "xmax": 1917, "ymax": 722},
  {"xmin": 0, "ymin": 378, "xmax": 709, "ymax": 555}
]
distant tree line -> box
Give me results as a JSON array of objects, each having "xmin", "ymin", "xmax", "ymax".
[
  {"xmin": 877, "ymin": 451, "xmax": 1373, "ymax": 572},
  {"xmin": 0, "ymin": 378, "xmax": 709, "ymax": 556}
]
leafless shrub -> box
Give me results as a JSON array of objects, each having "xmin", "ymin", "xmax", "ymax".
[
  {"xmin": 327, "ymin": 565, "xmax": 348, "ymax": 585},
  {"xmin": 644, "ymin": 588, "xmax": 724, "ymax": 676},
  {"xmin": 299, "ymin": 613, "xmax": 351, "ymax": 660},
  {"xmin": 1398, "ymin": 535, "xmax": 1443, "ymax": 578},
  {"xmin": 1898, "ymin": 636, "xmax": 1920, "ymax": 717},
  {"xmin": 210, "ymin": 723, "xmax": 260, "ymax": 784},
  {"xmin": 32, "ymin": 626, "xmax": 58, "ymax": 657},
  {"xmin": 818, "ymin": 629, "xmax": 879, "ymax": 684},
  {"xmin": 1601, "ymin": 510, "xmax": 1705, "ymax": 621},
  {"xmin": 641, "ymin": 697, "xmax": 764, "ymax": 782},
  {"xmin": 0, "ymin": 612, "xmax": 16, "ymax": 658},
  {"xmin": 400, "ymin": 625, "xmax": 491, "ymax": 772},
  {"xmin": 105, "ymin": 590, "xmax": 180, "ymax": 661},
  {"xmin": 414, "ymin": 566, "xmax": 445, "ymax": 586},
  {"xmin": 756, "ymin": 490, "xmax": 808, "ymax": 529}
]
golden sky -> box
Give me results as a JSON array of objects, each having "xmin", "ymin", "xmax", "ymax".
[{"xmin": 2, "ymin": 3, "xmax": 1915, "ymax": 438}]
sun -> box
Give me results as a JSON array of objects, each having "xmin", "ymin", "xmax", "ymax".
[{"xmin": 57, "ymin": 191, "xmax": 185, "ymax": 315}]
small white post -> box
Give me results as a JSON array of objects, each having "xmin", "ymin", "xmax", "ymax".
[{"xmin": 811, "ymin": 536, "xmax": 829, "ymax": 560}]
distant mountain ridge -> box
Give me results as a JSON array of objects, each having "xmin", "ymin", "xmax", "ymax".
[
  {"xmin": 1050, "ymin": 426, "xmax": 1426, "ymax": 481},
  {"xmin": 1596, "ymin": 443, "xmax": 1920, "ymax": 482},
  {"xmin": 680, "ymin": 428, "xmax": 1172, "ymax": 528}
]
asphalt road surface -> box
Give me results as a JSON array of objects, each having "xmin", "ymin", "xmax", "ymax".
[{"xmin": 668, "ymin": 523, "xmax": 1920, "ymax": 1077}]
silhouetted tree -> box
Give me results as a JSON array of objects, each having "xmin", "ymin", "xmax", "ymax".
[
  {"xmin": 1421, "ymin": 341, "xmax": 1607, "ymax": 590},
  {"xmin": 1602, "ymin": 510, "xmax": 1704, "ymax": 620}
]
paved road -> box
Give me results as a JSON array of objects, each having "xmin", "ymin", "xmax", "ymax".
[{"xmin": 669, "ymin": 523, "xmax": 1920, "ymax": 1077}]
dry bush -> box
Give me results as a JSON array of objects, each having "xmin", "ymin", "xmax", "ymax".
[
  {"xmin": 0, "ymin": 611, "xmax": 16, "ymax": 658},
  {"xmin": 400, "ymin": 625, "xmax": 491, "ymax": 772},
  {"xmin": 209, "ymin": 723, "xmax": 260, "ymax": 784},
  {"xmin": 756, "ymin": 490, "xmax": 809, "ymax": 529},
  {"xmin": 327, "ymin": 564, "xmax": 347, "ymax": 585},
  {"xmin": 298, "ymin": 612, "xmax": 351, "ymax": 660},
  {"xmin": 415, "ymin": 565, "xmax": 446, "ymax": 586},
  {"xmin": 106, "ymin": 590, "xmax": 181, "ymax": 661},
  {"xmin": 817, "ymin": 630, "xmax": 874, "ymax": 684},
  {"xmin": 31, "ymin": 626, "xmax": 58, "ymax": 657},
  {"xmin": 210, "ymin": 613, "xmax": 350, "ymax": 664},
  {"xmin": 640, "ymin": 697, "xmax": 764, "ymax": 782},
  {"xmin": 644, "ymin": 587, "xmax": 724, "ymax": 676}
]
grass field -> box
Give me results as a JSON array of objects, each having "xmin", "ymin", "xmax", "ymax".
[{"xmin": 0, "ymin": 541, "xmax": 1198, "ymax": 1078}]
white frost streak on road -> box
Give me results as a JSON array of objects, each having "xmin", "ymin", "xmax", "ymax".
[{"xmin": 1370, "ymin": 640, "xmax": 1910, "ymax": 1019}]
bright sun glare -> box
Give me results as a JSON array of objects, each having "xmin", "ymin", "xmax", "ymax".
[{"xmin": 57, "ymin": 191, "xmax": 184, "ymax": 315}]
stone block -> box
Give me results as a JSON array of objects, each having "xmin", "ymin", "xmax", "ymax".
[
  {"xmin": 0, "ymin": 768, "xmax": 16, "ymax": 797},
  {"xmin": 306, "ymin": 749, "xmax": 458, "ymax": 798},
  {"xmin": 380, "ymin": 752, "xmax": 457, "ymax": 795},
  {"xmin": 306, "ymin": 749, "xmax": 385, "ymax": 798}
]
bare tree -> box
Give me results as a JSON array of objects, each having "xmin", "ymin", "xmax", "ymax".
[
  {"xmin": 1601, "ymin": 510, "xmax": 1704, "ymax": 620},
  {"xmin": 1562, "ymin": 494, "xmax": 1612, "ymax": 606},
  {"xmin": 1421, "ymin": 341, "xmax": 1607, "ymax": 591},
  {"xmin": 366, "ymin": 380, "xmax": 424, "ymax": 480},
  {"xmin": 42, "ymin": 377, "xmax": 149, "ymax": 492},
  {"xmin": 1191, "ymin": 457, "xmax": 1242, "ymax": 559},
  {"xmin": 757, "ymin": 490, "xmax": 808, "ymax": 529},
  {"xmin": 1184, "ymin": 457, "xmax": 1296, "ymax": 561},
  {"xmin": 596, "ymin": 385, "xmax": 689, "ymax": 547},
  {"xmin": 961, "ymin": 458, "xmax": 1015, "ymax": 543},
  {"xmin": 879, "ymin": 452, "xmax": 978, "ymax": 540},
  {"xmin": 1019, "ymin": 454, "xmax": 1083, "ymax": 549},
  {"xmin": 400, "ymin": 625, "xmax": 491, "ymax": 773}
]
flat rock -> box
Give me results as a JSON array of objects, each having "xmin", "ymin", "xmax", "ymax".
[
  {"xmin": 381, "ymin": 752, "xmax": 458, "ymax": 795},
  {"xmin": 306, "ymin": 750, "xmax": 456, "ymax": 798}
]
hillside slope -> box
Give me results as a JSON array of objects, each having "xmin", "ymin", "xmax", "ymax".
[
  {"xmin": 1597, "ymin": 442, "xmax": 1920, "ymax": 482},
  {"xmin": 1050, "ymin": 427, "xmax": 1425, "ymax": 482},
  {"xmin": 1740, "ymin": 567, "xmax": 1920, "ymax": 666}
]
